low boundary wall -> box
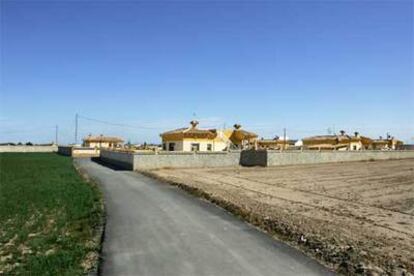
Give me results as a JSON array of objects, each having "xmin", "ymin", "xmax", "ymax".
[
  {"xmin": 100, "ymin": 150, "xmax": 241, "ymax": 170},
  {"xmin": 100, "ymin": 149, "xmax": 414, "ymax": 170},
  {"xmin": 134, "ymin": 151, "xmax": 241, "ymax": 170},
  {"xmin": 58, "ymin": 146, "xmax": 73, "ymax": 156},
  {"xmin": 100, "ymin": 150, "xmax": 135, "ymax": 170},
  {"xmin": 241, "ymin": 150, "xmax": 414, "ymax": 167},
  {"xmin": 72, "ymin": 147, "xmax": 99, "ymax": 158},
  {"xmin": 58, "ymin": 146, "xmax": 100, "ymax": 158},
  {"xmin": 0, "ymin": 145, "xmax": 58, "ymax": 153}
]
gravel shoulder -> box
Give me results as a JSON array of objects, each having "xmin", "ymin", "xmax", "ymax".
[{"xmin": 146, "ymin": 159, "xmax": 414, "ymax": 275}]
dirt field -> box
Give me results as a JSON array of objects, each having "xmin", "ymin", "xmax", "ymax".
[{"xmin": 147, "ymin": 159, "xmax": 414, "ymax": 275}]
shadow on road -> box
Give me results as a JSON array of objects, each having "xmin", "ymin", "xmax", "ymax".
[{"xmin": 91, "ymin": 157, "xmax": 130, "ymax": 171}]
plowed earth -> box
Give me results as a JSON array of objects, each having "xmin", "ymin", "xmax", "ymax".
[{"xmin": 147, "ymin": 159, "xmax": 414, "ymax": 275}]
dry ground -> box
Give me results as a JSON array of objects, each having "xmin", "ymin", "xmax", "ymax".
[{"xmin": 147, "ymin": 159, "xmax": 414, "ymax": 275}]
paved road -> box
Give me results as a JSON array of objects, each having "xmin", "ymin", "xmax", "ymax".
[{"xmin": 76, "ymin": 159, "xmax": 333, "ymax": 276}]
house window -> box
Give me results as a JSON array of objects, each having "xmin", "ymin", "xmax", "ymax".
[
  {"xmin": 207, "ymin": 144, "xmax": 212, "ymax": 151},
  {"xmin": 162, "ymin": 143, "xmax": 166, "ymax": 150},
  {"xmin": 191, "ymin": 143, "xmax": 200, "ymax": 152},
  {"xmin": 353, "ymin": 145, "xmax": 357, "ymax": 151},
  {"xmin": 168, "ymin": 143, "xmax": 175, "ymax": 151}
]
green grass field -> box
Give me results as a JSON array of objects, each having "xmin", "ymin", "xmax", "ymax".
[{"xmin": 0, "ymin": 153, "xmax": 103, "ymax": 275}]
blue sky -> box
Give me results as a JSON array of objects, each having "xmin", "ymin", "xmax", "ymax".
[{"xmin": 1, "ymin": 0, "xmax": 413, "ymax": 144}]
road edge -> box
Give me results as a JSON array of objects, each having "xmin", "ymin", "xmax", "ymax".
[
  {"xmin": 73, "ymin": 159, "xmax": 106, "ymax": 276},
  {"xmin": 140, "ymin": 170, "xmax": 365, "ymax": 275}
]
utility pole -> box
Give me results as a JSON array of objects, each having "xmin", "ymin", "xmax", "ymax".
[
  {"xmin": 75, "ymin": 113, "xmax": 78, "ymax": 145},
  {"xmin": 55, "ymin": 125, "xmax": 58, "ymax": 145},
  {"xmin": 283, "ymin": 127, "xmax": 286, "ymax": 151}
]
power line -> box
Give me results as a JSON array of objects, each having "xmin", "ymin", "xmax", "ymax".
[{"xmin": 77, "ymin": 114, "xmax": 161, "ymax": 130}]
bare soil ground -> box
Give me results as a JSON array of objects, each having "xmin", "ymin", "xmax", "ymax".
[{"xmin": 146, "ymin": 159, "xmax": 414, "ymax": 275}]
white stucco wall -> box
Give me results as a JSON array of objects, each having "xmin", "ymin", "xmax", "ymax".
[
  {"xmin": 72, "ymin": 147, "xmax": 100, "ymax": 157},
  {"xmin": 163, "ymin": 139, "xmax": 227, "ymax": 152},
  {"xmin": 164, "ymin": 141, "xmax": 184, "ymax": 151},
  {"xmin": 0, "ymin": 145, "xmax": 58, "ymax": 153},
  {"xmin": 84, "ymin": 141, "xmax": 120, "ymax": 148},
  {"xmin": 182, "ymin": 140, "xmax": 226, "ymax": 152},
  {"xmin": 349, "ymin": 141, "xmax": 362, "ymax": 151}
]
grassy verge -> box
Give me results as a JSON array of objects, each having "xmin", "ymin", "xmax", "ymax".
[{"xmin": 0, "ymin": 153, "xmax": 103, "ymax": 275}]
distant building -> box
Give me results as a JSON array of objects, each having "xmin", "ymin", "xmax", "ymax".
[
  {"xmin": 295, "ymin": 140, "xmax": 303, "ymax": 147},
  {"xmin": 371, "ymin": 135, "xmax": 403, "ymax": 150},
  {"xmin": 82, "ymin": 134, "xmax": 124, "ymax": 149},
  {"xmin": 399, "ymin": 144, "xmax": 414, "ymax": 150},
  {"xmin": 302, "ymin": 131, "xmax": 373, "ymax": 151},
  {"xmin": 257, "ymin": 136, "xmax": 297, "ymax": 150},
  {"xmin": 225, "ymin": 124, "xmax": 258, "ymax": 150},
  {"xmin": 133, "ymin": 143, "xmax": 162, "ymax": 151},
  {"xmin": 160, "ymin": 121, "xmax": 257, "ymax": 152}
]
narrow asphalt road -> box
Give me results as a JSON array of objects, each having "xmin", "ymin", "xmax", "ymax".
[{"xmin": 75, "ymin": 159, "xmax": 333, "ymax": 276}]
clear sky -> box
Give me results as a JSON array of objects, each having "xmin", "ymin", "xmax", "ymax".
[{"xmin": 1, "ymin": 0, "xmax": 413, "ymax": 144}]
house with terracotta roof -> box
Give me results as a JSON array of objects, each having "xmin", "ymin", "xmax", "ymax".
[
  {"xmin": 82, "ymin": 134, "xmax": 124, "ymax": 149},
  {"xmin": 302, "ymin": 131, "xmax": 373, "ymax": 151},
  {"xmin": 160, "ymin": 121, "xmax": 258, "ymax": 152},
  {"xmin": 225, "ymin": 124, "xmax": 258, "ymax": 150},
  {"xmin": 257, "ymin": 136, "xmax": 298, "ymax": 150},
  {"xmin": 372, "ymin": 135, "xmax": 403, "ymax": 150}
]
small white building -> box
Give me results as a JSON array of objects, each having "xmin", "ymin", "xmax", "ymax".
[{"xmin": 82, "ymin": 134, "xmax": 124, "ymax": 149}]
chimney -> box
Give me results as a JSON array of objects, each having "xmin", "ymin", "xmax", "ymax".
[
  {"xmin": 379, "ymin": 136, "xmax": 383, "ymax": 140},
  {"xmin": 354, "ymin": 131, "xmax": 359, "ymax": 137},
  {"xmin": 233, "ymin": 124, "xmax": 241, "ymax": 130},
  {"xmin": 339, "ymin": 130, "xmax": 345, "ymax": 136},
  {"xmin": 190, "ymin": 120, "xmax": 199, "ymax": 128}
]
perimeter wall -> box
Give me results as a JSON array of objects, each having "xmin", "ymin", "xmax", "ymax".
[
  {"xmin": 100, "ymin": 149, "xmax": 414, "ymax": 170},
  {"xmin": 241, "ymin": 150, "xmax": 414, "ymax": 167},
  {"xmin": 0, "ymin": 145, "xmax": 58, "ymax": 153}
]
